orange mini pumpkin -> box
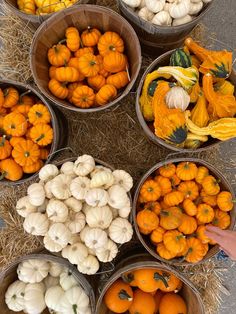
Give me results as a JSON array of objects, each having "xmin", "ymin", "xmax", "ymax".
[
  {"xmin": 200, "ymin": 190, "xmax": 217, "ymax": 207},
  {"xmin": 28, "ymin": 104, "xmax": 51, "ymax": 125},
  {"xmin": 71, "ymin": 86, "xmax": 95, "ymax": 108},
  {"xmin": 74, "ymin": 47, "xmax": 94, "ymax": 58},
  {"xmin": 196, "ymin": 225, "xmax": 211, "ymax": 244},
  {"xmin": 104, "ymin": 280, "xmax": 133, "ymax": 313},
  {"xmin": 129, "ymin": 289, "xmax": 155, "ymax": 314},
  {"xmin": 103, "ymin": 52, "xmax": 127, "ymax": 73},
  {"xmin": 49, "ymin": 66, "xmax": 57, "ymax": 79},
  {"xmin": 3, "ymin": 87, "xmax": 19, "ymax": 108},
  {"xmin": 12, "ymin": 139, "xmax": 40, "ymax": 167},
  {"xmin": 159, "ymin": 293, "xmax": 187, "ymax": 314},
  {"xmin": 164, "ymin": 191, "xmax": 184, "ymax": 207},
  {"xmin": 182, "ymin": 199, "xmax": 197, "ymax": 216},
  {"xmin": 136, "ymin": 209, "xmax": 159, "ymax": 232},
  {"xmin": 178, "ymin": 181, "xmax": 199, "ymax": 200},
  {"xmin": 67, "ymin": 58, "xmax": 86, "ymax": 81},
  {"xmin": 48, "ymin": 44, "xmax": 71, "ymax": 67},
  {"xmin": 139, "ymin": 179, "xmax": 161, "ymax": 202},
  {"xmin": 9, "ymin": 137, "xmax": 25, "ymax": 147},
  {"xmin": 163, "ymin": 230, "xmax": 187, "ymax": 254},
  {"xmin": 54, "ymin": 67, "xmax": 80, "ymax": 83},
  {"xmin": 87, "ymin": 75, "xmax": 106, "ymax": 91},
  {"xmin": 98, "ymin": 31, "xmax": 124, "ymax": 56},
  {"xmin": 154, "ymin": 176, "xmax": 172, "ymax": 196},
  {"xmin": 176, "ymin": 162, "xmax": 198, "ymax": 181},
  {"xmin": 96, "ymin": 84, "xmax": 117, "ymax": 106},
  {"xmin": 0, "ymin": 158, "xmax": 23, "ymax": 181},
  {"xmin": 170, "ymin": 174, "xmax": 181, "ymax": 188},
  {"xmin": 39, "ymin": 148, "xmax": 49, "ymax": 160},
  {"xmin": 3, "ymin": 112, "xmax": 27, "ymax": 137},
  {"xmin": 30, "ymin": 124, "xmax": 53, "ymax": 147},
  {"xmin": 150, "ymin": 227, "xmax": 165, "ymax": 244},
  {"xmin": 48, "ymin": 79, "xmax": 69, "ymax": 100},
  {"xmin": 106, "ymin": 71, "xmax": 129, "ymax": 89},
  {"xmin": 65, "ymin": 27, "xmax": 80, "ymax": 52},
  {"xmin": 202, "ymin": 175, "xmax": 220, "ymax": 196},
  {"xmin": 0, "ymin": 136, "xmax": 12, "ymax": 160},
  {"xmin": 134, "ymin": 268, "xmax": 166, "ymax": 293},
  {"xmin": 195, "ymin": 166, "xmax": 209, "ymax": 184},
  {"xmin": 154, "ymin": 290, "xmax": 165, "ymax": 313},
  {"xmin": 159, "ymin": 163, "xmax": 176, "ymax": 178},
  {"xmin": 160, "ymin": 207, "xmax": 182, "ymax": 230},
  {"xmin": 144, "ymin": 201, "xmax": 161, "ymax": 215},
  {"xmin": 178, "ymin": 214, "xmax": 197, "ymax": 235},
  {"xmin": 78, "ymin": 53, "xmax": 100, "ymax": 78},
  {"xmin": 185, "ymin": 237, "xmax": 205, "ymax": 263},
  {"xmin": 217, "ymin": 191, "xmax": 234, "ymax": 212},
  {"xmin": 212, "ymin": 209, "xmax": 231, "ymax": 229},
  {"xmin": 81, "ymin": 27, "xmax": 101, "ymax": 47},
  {"xmin": 23, "ymin": 159, "xmax": 43, "ymax": 174},
  {"xmin": 156, "ymin": 243, "xmax": 177, "ymax": 260},
  {"xmin": 196, "ymin": 203, "xmax": 215, "ymax": 224}
]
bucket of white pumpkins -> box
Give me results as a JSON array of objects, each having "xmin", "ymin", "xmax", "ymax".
[
  {"xmin": 15, "ymin": 154, "xmax": 134, "ymax": 276},
  {"xmin": 0, "ymin": 253, "xmax": 95, "ymax": 314}
]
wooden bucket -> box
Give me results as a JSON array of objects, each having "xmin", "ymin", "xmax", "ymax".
[
  {"xmin": 136, "ymin": 50, "xmax": 236, "ymax": 153},
  {"xmin": 132, "ymin": 157, "xmax": 236, "ymax": 266},
  {"xmin": 118, "ymin": 0, "xmax": 214, "ymax": 56},
  {"xmin": 0, "ymin": 253, "xmax": 96, "ymax": 314},
  {"xmin": 96, "ymin": 253, "xmax": 205, "ymax": 314},
  {"xmin": 30, "ymin": 5, "xmax": 142, "ymax": 113},
  {"xmin": 2, "ymin": 0, "xmax": 95, "ymax": 27},
  {"xmin": 0, "ymin": 79, "xmax": 67, "ymax": 186}
]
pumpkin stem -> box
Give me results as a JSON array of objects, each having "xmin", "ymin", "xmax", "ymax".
[
  {"xmin": 35, "ymin": 111, "xmax": 43, "ymax": 118},
  {"xmin": 36, "ymin": 134, "xmax": 45, "ymax": 142},
  {"xmin": 121, "ymin": 272, "xmax": 135, "ymax": 284},
  {"xmin": 0, "ymin": 171, "xmax": 7, "ymax": 180},
  {"xmin": 154, "ymin": 272, "xmax": 169, "ymax": 288},
  {"xmin": 19, "ymin": 90, "xmax": 31, "ymax": 103},
  {"xmin": 72, "ymin": 304, "xmax": 77, "ymax": 314},
  {"xmin": 0, "ymin": 135, "xmax": 6, "ymax": 147},
  {"xmin": 160, "ymin": 210, "xmax": 170, "ymax": 217},
  {"xmin": 58, "ymin": 39, "xmax": 66, "ymax": 44},
  {"xmin": 87, "ymin": 25, "xmax": 92, "ymax": 32},
  {"xmin": 118, "ymin": 289, "xmax": 133, "ymax": 301}
]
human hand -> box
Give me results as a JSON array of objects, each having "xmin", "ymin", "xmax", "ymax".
[{"xmin": 205, "ymin": 226, "xmax": 236, "ymax": 260}]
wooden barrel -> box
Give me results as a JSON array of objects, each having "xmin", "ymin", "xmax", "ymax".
[
  {"xmin": 0, "ymin": 79, "xmax": 66, "ymax": 186},
  {"xmin": 96, "ymin": 253, "xmax": 205, "ymax": 314},
  {"xmin": 132, "ymin": 157, "xmax": 236, "ymax": 266},
  {"xmin": 118, "ymin": 0, "xmax": 215, "ymax": 56},
  {"xmin": 136, "ymin": 50, "xmax": 236, "ymax": 152},
  {"xmin": 0, "ymin": 253, "xmax": 96, "ymax": 314},
  {"xmin": 30, "ymin": 4, "xmax": 142, "ymax": 113},
  {"xmin": 3, "ymin": 0, "xmax": 95, "ymax": 27}
]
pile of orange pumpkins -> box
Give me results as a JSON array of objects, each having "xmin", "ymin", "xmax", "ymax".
[
  {"xmin": 0, "ymin": 86, "xmax": 53, "ymax": 181},
  {"xmin": 136, "ymin": 161, "xmax": 233, "ymax": 263},
  {"xmin": 104, "ymin": 268, "xmax": 187, "ymax": 314},
  {"xmin": 47, "ymin": 26, "xmax": 130, "ymax": 108}
]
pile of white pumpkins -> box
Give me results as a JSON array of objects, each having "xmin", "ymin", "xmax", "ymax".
[
  {"xmin": 16, "ymin": 155, "xmax": 133, "ymax": 275},
  {"xmin": 122, "ymin": 0, "xmax": 213, "ymax": 26},
  {"xmin": 5, "ymin": 259, "xmax": 92, "ymax": 313}
]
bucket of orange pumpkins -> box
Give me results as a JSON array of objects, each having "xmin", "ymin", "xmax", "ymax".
[
  {"xmin": 0, "ymin": 79, "xmax": 60, "ymax": 185},
  {"xmin": 96, "ymin": 256, "xmax": 205, "ymax": 314},
  {"xmin": 132, "ymin": 158, "xmax": 236, "ymax": 265},
  {"xmin": 30, "ymin": 5, "xmax": 141, "ymax": 112}
]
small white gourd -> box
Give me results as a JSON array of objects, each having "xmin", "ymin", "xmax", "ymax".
[
  {"xmin": 51, "ymin": 174, "xmax": 72, "ymax": 200},
  {"xmin": 39, "ymin": 164, "xmax": 59, "ymax": 182},
  {"xmin": 80, "ymin": 226, "xmax": 92, "ymax": 243},
  {"xmin": 108, "ymin": 185, "xmax": 129, "ymax": 209},
  {"xmin": 73, "ymin": 154, "xmax": 95, "ymax": 176},
  {"xmin": 44, "ymin": 234, "xmax": 64, "ymax": 252},
  {"xmin": 139, "ymin": 0, "xmax": 146, "ymax": 8},
  {"xmin": 64, "ymin": 197, "xmax": 82, "ymax": 212},
  {"xmin": 90, "ymin": 165, "xmax": 112, "ymax": 178},
  {"xmin": 112, "ymin": 170, "xmax": 133, "ymax": 192},
  {"xmin": 118, "ymin": 198, "xmax": 131, "ymax": 218},
  {"xmin": 122, "ymin": 0, "xmax": 141, "ymax": 7},
  {"xmin": 16, "ymin": 196, "xmax": 37, "ymax": 218},
  {"xmin": 70, "ymin": 176, "xmax": 90, "ymax": 200},
  {"xmin": 60, "ymin": 161, "xmax": 75, "ymax": 176},
  {"xmin": 5, "ymin": 280, "xmax": 26, "ymax": 312},
  {"xmin": 189, "ymin": 0, "xmax": 203, "ymax": 14},
  {"xmin": 44, "ymin": 275, "xmax": 60, "ymax": 289},
  {"xmin": 59, "ymin": 270, "xmax": 78, "ymax": 290},
  {"xmin": 90, "ymin": 170, "xmax": 114, "ymax": 189},
  {"xmin": 84, "ymin": 228, "xmax": 108, "ymax": 250},
  {"xmin": 172, "ymin": 14, "xmax": 192, "ymax": 25},
  {"xmin": 109, "ymin": 218, "xmax": 133, "ymax": 244},
  {"xmin": 146, "ymin": 0, "xmax": 165, "ymax": 13},
  {"xmin": 47, "ymin": 223, "xmax": 72, "ymax": 249},
  {"xmin": 169, "ymin": 0, "xmax": 191, "ymax": 18},
  {"xmin": 60, "ymin": 286, "xmax": 89, "ymax": 313},
  {"xmin": 86, "ymin": 206, "xmax": 112, "ymax": 229},
  {"xmin": 45, "ymin": 286, "xmax": 65, "ymax": 312},
  {"xmin": 202, "ymin": 0, "xmax": 212, "ymax": 2},
  {"xmin": 164, "ymin": 2, "xmax": 171, "ymax": 11},
  {"xmin": 37, "ymin": 199, "xmax": 49, "ymax": 213},
  {"xmin": 152, "ymin": 11, "xmax": 172, "ymax": 25},
  {"xmin": 77, "ymin": 255, "xmax": 99, "ymax": 275},
  {"xmin": 27, "ymin": 183, "xmax": 45, "ymax": 206},
  {"xmin": 62, "ymin": 242, "xmax": 88, "ymax": 264},
  {"xmin": 96, "ymin": 239, "xmax": 118, "ymax": 262},
  {"xmin": 44, "ymin": 180, "xmax": 53, "ymax": 199},
  {"xmin": 166, "ymin": 86, "xmax": 190, "ymax": 111},
  {"xmin": 47, "ymin": 199, "xmax": 69, "ymax": 223},
  {"xmin": 24, "ymin": 283, "xmax": 46, "ymax": 314},
  {"xmin": 138, "ymin": 7, "xmax": 154, "ymax": 21},
  {"xmin": 66, "ymin": 211, "xmax": 86, "ymax": 233},
  {"xmin": 85, "ymin": 188, "xmax": 108, "ymax": 207},
  {"xmin": 23, "ymin": 212, "xmax": 49, "ymax": 236},
  {"xmin": 17, "ymin": 259, "xmax": 49, "ymax": 283},
  {"xmin": 49, "ymin": 262, "xmax": 64, "ymax": 277},
  {"xmin": 68, "ymin": 233, "xmax": 82, "ymax": 245}
]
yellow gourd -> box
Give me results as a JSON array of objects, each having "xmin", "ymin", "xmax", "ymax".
[
  {"xmin": 214, "ymin": 80, "xmax": 235, "ymax": 95},
  {"xmin": 189, "ymin": 82, "xmax": 201, "ymax": 103},
  {"xmin": 191, "ymin": 92, "xmax": 209, "ymax": 127}
]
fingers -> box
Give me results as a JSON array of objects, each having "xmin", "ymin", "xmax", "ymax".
[
  {"xmin": 205, "ymin": 225, "xmax": 225, "ymax": 235},
  {"xmin": 205, "ymin": 230, "xmax": 223, "ymax": 244}
]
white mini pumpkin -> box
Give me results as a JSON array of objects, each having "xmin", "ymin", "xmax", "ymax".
[
  {"xmin": 51, "ymin": 174, "xmax": 72, "ymax": 200},
  {"xmin": 44, "ymin": 180, "xmax": 53, "ymax": 199},
  {"xmin": 86, "ymin": 206, "xmax": 112, "ymax": 229},
  {"xmin": 152, "ymin": 11, "xmax": 172, "ymax": 25},
  {"xmin": 109, "ymin": 218, "xmax": 133, "ymax": 244},
  {"xmin": 90, "ymin": 165, "xmax": 112, "ymax": 178},
  {"xmin": 5, "ymin": 280, "xmax": 26, "ymax": 312},
  {"xmin": 108, "ymin": 185, "xmax": 129, "ymax": 209},
  {"xmin": 189, "ymin": 0, "xmax": 203, "ymax": 14},
  {"xmin": 17, "ymin": 259, "xmax": 49, "ymax": 283},
  {"xmin": 118, "ymin": 198, "xmax": 131, "ymax": 218},
  {"xmin": 44, "ymin": 234, "xmax": 64, "ymax": 252},
  {"xmin": 60, "ymin": 286, "xmax": 90, "ymax": 314},
  {"xmin": 27, "ymin": 183, "xmax": 45, "ymax": 206},
  {"xmin": 138, "ymin": 7, "xmax": 154, "ymax": 21},
  {"xmin": 202, "ymin": 0, "xmax": 211, "ymax": 2},
  {"xmin": 70, "ymin": 176, "xmax": 90, "ymax": 200},
  {"xmin": 60, "ymin": 161, "xmax": 75, "ymax": 176},
  {"xmin": 49, "ymin": 262, "xmax": 64, "ymax": 277},
  {"xmin": 77, "ymin": 255, "xmax": 99, "ymax": 275},
  {"xmin": 59, "ymin": 270, "xmax": 78, "ymax": 290},
  {"xmin": 46, "ymin": 199, "xmax": 69, "ymax": 223},
  {"xmin": 23, "ymin": 212, "xmax": 49, "ymax": 236},
  {"xmin": 64, "ymin": 197, "xmax": 82, "ymax": 212},
  {"xmin": 90, "ymin": 170, "xmax": 114, "ymax": 189},
  {"xmin": 112, "ymin": 170, "xmax": 133, "ymax": 192},
  {"xmin": 84, "ymin": 228, "xmax": 108, "ymax": 250},
  {"xmin": 166, "ymin": 86, "xmax": 190, "ymax": 111},
  {"xmin": 122, "ymin": 0, "xmax": 141, "ymax": 7},
  {"xmin": 169, "ymin": 0, "xmax": 191, "ymax": 18},
  {"xmin": 44, "ymin": 275, "xmax": 60, "ymax": 289},
  {"xmin": 80, "ymin": 226, "xmax": 92, "ymax": 243},
  {"xmin": 146, "ymin": 0, "xmax": 165, "ymax": 13},
  {"xmin": 172, "ymin": 14, "xmax": 192, "ymax": 25},
  {"xmin": 39, "ymin": 164, "xmax": 59, "ymax": 181},
  {"xmin": 73, "ymin": 154, "xmax": 95, "ymax": 176},
  {"xmin": 66, "ymin": 211, "xmax": 86, "ymax": 233},
  {"xmin": 45, "ymin": 285, "xmax": 65, "ymax": 312},
  {"xmin": 62, "ymin": 242, "xmax": 88, "ymax": 264},
  {"xmin": 85, "ymin": 188, "xmax": 108, "ymax": 207},
  {"xmin": 96, "ymin": 239, "xmax": 118, "ymax": 262},
  {"xmin": 24, "ymin": 282, "xmax": 46, "ymax": 314},
  {"xmin": 47, "ymin": 223, "xmax": 72, "ymax": 249},
  {"xmin": 16, "ymin": 196, "xmax": 37, "ymax": 218}
]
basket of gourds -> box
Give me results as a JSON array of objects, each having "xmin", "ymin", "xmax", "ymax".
[
  {"xmin": 0, "ymin": 79, "xmax": 63, "ymax": 185},
  {"xmin": 136, "ymin": 37, "xmax": 236, "ymax": 152},
  {"xmin": 118, "ymin": 0, "xmax": 214, "ymax": 55},
  {"xmin": 0, "ymin": 253, "xmax": 95, "ymax": 313},
  {"xmin": 96, "ymin": 255, "xmax": 205, "ymax": 314},
  {"xmin": 132, "ymin": 157, "xmax": 236, "ymax": 265},
  {"xmin": 30, "ymin": 4, "xmax": 142, "ymax": 112}
]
